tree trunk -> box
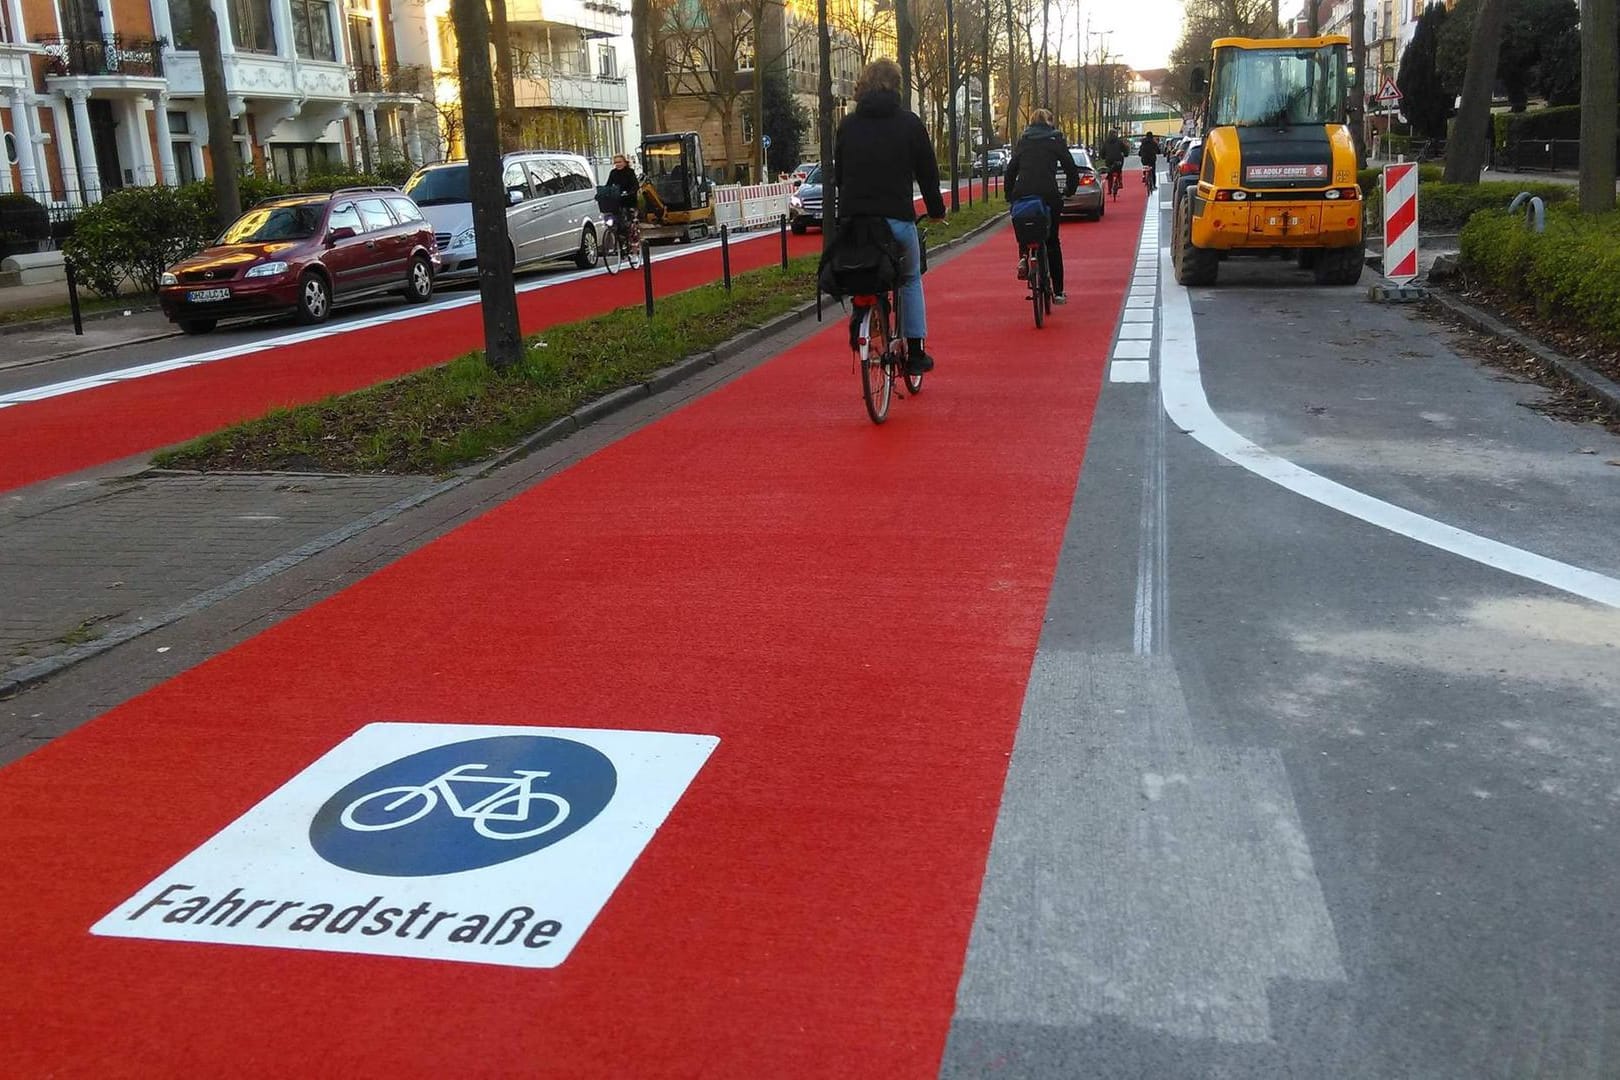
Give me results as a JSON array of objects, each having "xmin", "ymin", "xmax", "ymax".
[
  {"xmin": 189, "ymin": 0, "xmax": 239, "ymax": 230},
  {"xmin": 1443, "ymin": 0, "xmax": 1506, "ymax": 183},
  {"xmin": 1350, "ymin": 0, "xmax": 1367, "ymax": 167},
  {"xmin": 946, "ymin": 0, "xmax": 959, "ymax": 210},
  {"xmin": 451, "ymin": 0, "xmax": 523, "ymax": 370},
  {"xmin": 632, "ymin": 0, "xmax": 659, "ymax": 142},
  {"xmin": 817, "ymin": 0, "xmax": 835, "ymax": 248},
  {"xmin": 981, "ymin": 0, "xmax": 992, "ymax": 194},
  {"xmin": 896, "ymin": 0, "xmax": 912, "ymax": 109},
  {"xmin": 1040, "ymin": 0, "xmax": 1050, "ymax": 107},
  {"xmin": 489, "ymin": 0, "xmax": 519, "ymax": 152},
  {"xmin": 1579, "ymin": 0, "xmax": 1617, "ymax": 212},
  {"xmin": 1002, "ymin": 0, "xmax": 1018, "ymax": 141}
]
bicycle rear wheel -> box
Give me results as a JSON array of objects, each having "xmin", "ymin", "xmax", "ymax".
[
  {"xmin": 1031, "ymin": 248, "xmax": 1045, "ymax": 329},
  {"xmin": 600, "ymin": 229, "xmax": 620, "ymax": 275},
  {"xmin": 1042, "ymin": 249, "xmax": 1054, "ymax": 316},
  {"xmin": 861, "ymin": 298, "xmax": 893, "ymax": 424}
]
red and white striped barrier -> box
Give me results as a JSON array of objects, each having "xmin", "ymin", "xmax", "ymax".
[{"xmin": 1382, "ymin": 163, "xmax": 1419, "ymax": 284}]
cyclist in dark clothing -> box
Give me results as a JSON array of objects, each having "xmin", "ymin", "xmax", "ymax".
[
  {"xmin": 1004, "ymin": 109, "xmax": 1079, "ymax": 303},
  {"xmin": 835, "ymin": 58, "xmax": 948, "ymax": 375},
  {"xmin": 1138, "ymin": 132, "xmax": 1161, "ymax": 190},
  {"xmin": 1100, "ymin": 128, "xmax": 1129, "ymax": 192},
  {"xmin": 604, "ymin": 154, "xmax": 640, "ymax": 243}
]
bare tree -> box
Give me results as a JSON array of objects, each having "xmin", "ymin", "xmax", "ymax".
[
  {"xmin": 1002, "ymin": 0, "xmax": 1019, "ymax": 139},
  {"xmin": 660, "ymin": 0, "xmax": 751, "ymax": 174},
  {"xmin": 632, "ymin": 0, "xmax": 661, "ymax": 137},
  {"xmin": 1443, "ymin": 0, "xmax": 1507, "ymax": 183},
  {"xmin": 188, "ymin": 0, "xmax": 239, "ymax": 229},
  {"xmin": 1578, "ymin": 0, "xmax": 1617, "ymax": 211},
  {"xmin": 450, "ymin": 0, "xmax": 522, "ymax": 370}
]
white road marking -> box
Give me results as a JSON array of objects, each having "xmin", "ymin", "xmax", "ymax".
[
  {"xmin": 1125, "ymin": 296, "xmax": 1154, "ymax": 308},
  {"xmin": 1122, "ymin": 309, "xmax": 1154, "ymax": 322},
  {"xmin": 1110, "ymin": 360, "xmax": 1151, "ymax": 382},
  {"xmin": 1118, "ymin": 323, "xmax": 1153, "ymax": 339},
  {"xmin": 0, "ymin": 229, "xmax": 781, "ymax": 409},
  {"xmin": 1156, "ymin": 235, "xmax": 1620, "ymax": 609},
  {"xmin": 1113, "ymin": 340, "xmax": 1152, "ymax": 359}
]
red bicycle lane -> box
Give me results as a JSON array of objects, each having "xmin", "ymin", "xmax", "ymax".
[{"xmin": 0, "ymin": 182, "xmax": 1146, "ymax": 1077}]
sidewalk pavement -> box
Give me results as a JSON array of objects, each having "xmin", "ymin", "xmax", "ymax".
[{"xmin": 0, "ymin": 308, "xmax": 174, "ymax": 370}]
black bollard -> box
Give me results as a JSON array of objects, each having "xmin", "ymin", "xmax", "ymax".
[
  {"xmin": 721, "ymin": 223, "xmax": 732, "ymax": 291},
  {"xmin": 641, "ymin": 240, "xmax": 654, "ymax": 317},
  {"xmin": 778, "ymin": 214, "xmax": 788, "ymax": 268},
  {"xmin": 66, "ymin": 258, "xmax": 84, "ymax": 336}
]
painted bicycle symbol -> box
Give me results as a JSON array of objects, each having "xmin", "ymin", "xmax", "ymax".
[{"xmin": 339, "ymin": 762, "xmax": 572, "ymax": 841}]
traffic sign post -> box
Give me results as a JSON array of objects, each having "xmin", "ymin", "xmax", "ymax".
[{"xmin": 1374, "ymin": 77, "xmax": 1402, "ymax": 104}]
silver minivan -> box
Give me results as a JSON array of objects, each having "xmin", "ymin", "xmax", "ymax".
[{"xmin": 404, "ymin": 151, "xmax": 602, "ymax": 279}]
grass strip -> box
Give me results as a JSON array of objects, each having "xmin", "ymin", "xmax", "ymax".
[{"xmin": 155, "ymin": 200, "xmax": 1006, "ymax": 476}]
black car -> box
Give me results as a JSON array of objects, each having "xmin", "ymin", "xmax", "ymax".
[
  {"xmin": 789, "ymin": 165, "xmax": 824, "ymax": 233},
  {"xmin": 1172, "ymin": 139, "xmax": 1204, "ymax": 210}
]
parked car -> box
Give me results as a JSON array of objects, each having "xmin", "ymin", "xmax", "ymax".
[
  {"xmin": 158, "ymin": 187, "xmax": 439, "ymax": 335},
  {"xmin": 789, "ymin": 165, "xmax": 824, "ymax": 233},
  {"xmin": 790, "ymin": 161, "xmax": 818, "ymax": 187},
  {"xmin": 404, "ymin": 151, "xmax": 603, "ymax": 280},
  {"xmin": 972, "ymin": 148, "xmax": 1009, "ymax": 176},
  {"xmin": 1172, "ymin": 138, "xmax": 1204, "ymax": 210},
  {"xmin": 1060, "ymin": 147, "xmax": 1105, "ymax": 221}
]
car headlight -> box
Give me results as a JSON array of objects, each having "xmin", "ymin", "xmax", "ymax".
[
  {"xmin": 790, "ymin": 195, "xmax": 803, "ymax": 209},
  {"xmin": 452, "ymin": 227, "xmax": 476, "ymax": 249},
  {"xmin": 160, "ymin": 272, "xmax": 178, "ymax": 286},
  {"xmin": 244, "ymin": 260, "xmax": 289, "ymax": 278}
]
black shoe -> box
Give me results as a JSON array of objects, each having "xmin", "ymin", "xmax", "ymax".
[{"xmin": 905, "ymin": 350, "xmax": 935, "ymax": 376}]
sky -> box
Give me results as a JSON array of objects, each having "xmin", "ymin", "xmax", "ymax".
[{"xmin": 1052, "ymin": 0, "xmax": 1186, "ymax": 72}]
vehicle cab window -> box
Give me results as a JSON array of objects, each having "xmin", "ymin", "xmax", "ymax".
[
  {"xmin": 386, "ymin": 197, "xmax": 424, "ymax": 223},
  {"xmin": 356, "ymin": 198, "xmax": 395, "ymax": 232},
  {"xmin": 561, "ymin": 160, "xmax": 593, "ymax": 192},
  {"xmin": 527, "ymin": 159, "xmax": 565, "ymax": 197},
  {"xmin": 327, "ymin": 202, "xmax": 362, "ymax": 235},
  {"xmin": 504, "ymin": 162, "xmax": 532, "ymax": 203}
]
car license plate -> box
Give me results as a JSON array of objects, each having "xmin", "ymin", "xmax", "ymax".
[{"xmin": 187, "ymin": 288, "xmax": 230, "ymax": 303}]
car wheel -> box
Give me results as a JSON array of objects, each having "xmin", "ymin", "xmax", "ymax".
[
  {"xmin": 177, "ymin": 318, "xmax": 216, "ymax": 335},
  {"xmin": 404, "ymin": 255, "xmax": 433, "ymax": 303},
  {"xmin": 1097, "ymin": 200, "xmax": 1106, "ymax": 219},
  {"xmin": 791, "ymin": 219, "xmax": 807, "ymax": 235},
  {"xmin": 574, "ymin": 226, "xmax": 599, "ymax": 269},
  {"xmin": 295, "ymin": 271, "xmax": 331, "ymax": 325}
]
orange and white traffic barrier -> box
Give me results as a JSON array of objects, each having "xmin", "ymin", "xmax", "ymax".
[{"xmin": 1382, "ymin": 163, "xmax": 1419, "ymax": 284}]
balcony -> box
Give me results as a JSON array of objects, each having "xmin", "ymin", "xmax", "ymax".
[
  {"xmin": 511, "ymin": 69, "xmax": 628, "ymax": 112},
  {"xmin": 37, "ymin": 34, "xmax": 165, "ymax": 79},
  {"xmin": 351, "ymin": 63, "xmax": 432, "ymax": 96}
]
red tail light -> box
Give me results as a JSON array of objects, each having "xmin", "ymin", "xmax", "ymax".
[
  {"xmin": 1178, "ymin": 160, "xmax": 1198, "ymax": 175},
  {"xmin": 1080, "ymin": 175, "xmax": 1095, "ymax": 186}
]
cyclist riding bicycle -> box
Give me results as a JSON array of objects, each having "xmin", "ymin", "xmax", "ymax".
[
  {"xmin": 604, "ymin": 153, "xmax": 640, "ymax": 243},
  {"xmin": 1101, "ymin": 127, "xmax": 1129, "ymax": 193},
  {"xmin": 1138, "ymin": 132, "xmax": 1160, "ymax": 183},
  {"xmin": 1004, "ymin": 108, "xmax": 1079, "ymax": 304},
  {"xmin": 834, "ymin": 57, "xmax": 948, "ymax": 376}
]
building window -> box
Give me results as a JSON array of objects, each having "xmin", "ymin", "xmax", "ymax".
[
  {"xmin": 598, "ymin": 44, "xmax": 616, "ymax": 78},
  {"xmin": 4, "ymin": 130, "xmax": 16, "ymax": 166},
  {"xmin": 167, "ymin": 110, "xmax": 197, "ymax": 183},
  {"xmin": 293, "ymin": 0, "xmax": 337, "ymax": 61},
  {"xmin": 270, "ymin": 142, "xmax": 339, "ymax": 181},
  {"xmin": 232, "ymin": 0, "xmax": 276, "ymax": 53},
  {"xmin": 167, "ymin": 0, "xmax": 196, "ymax": 47}
]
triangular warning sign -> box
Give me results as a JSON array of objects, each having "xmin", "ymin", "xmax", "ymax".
[{"xmin": 1375, "ymin": 77, "xmax": 1402, "ymax": 102}]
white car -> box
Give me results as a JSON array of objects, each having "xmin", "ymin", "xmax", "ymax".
[{"xmin": 404, "ymin": 151, "xmax": 604, "ymax": 279}]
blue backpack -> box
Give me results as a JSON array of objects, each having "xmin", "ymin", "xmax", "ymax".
[{"xmin": 1011, "ymin": 195, "xmax": 1049, "ymax": 243}]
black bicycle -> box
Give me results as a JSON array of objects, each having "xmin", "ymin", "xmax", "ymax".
[
  {"xmin": 1142, "ymin": 162, "xmax": 1158, "ymax": 192},
  {"xmin": 598, "ymin": 210, "xmax": 640, "ymax": 276},
  {"xmin": 849, "ymin": 218, "xmax": 929, "ymax": 424},
  {"xmin": 1013, "ymin": 209, "xmax": 1054, "ymax": 329}
]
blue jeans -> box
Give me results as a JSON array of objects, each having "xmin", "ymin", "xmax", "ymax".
[{"xmin": 885, "ymin": 218, "xmax": 927, "ymax": 340}]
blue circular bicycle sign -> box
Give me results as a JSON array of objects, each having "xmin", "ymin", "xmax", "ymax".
[{"xmin": 309, "ymin": 735, "xmax": 617, "ymax": 876}]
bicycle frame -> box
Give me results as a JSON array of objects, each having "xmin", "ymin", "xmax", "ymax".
[{"xmin": 426, "ymin": 764, "xmax": 550, "ymax": 821}]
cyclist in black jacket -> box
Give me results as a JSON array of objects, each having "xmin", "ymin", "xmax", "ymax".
[{"xmin": 1005, "ymin": 109, "xmax": 1079, "ymax": 303}]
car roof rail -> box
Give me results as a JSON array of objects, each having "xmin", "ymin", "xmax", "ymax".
[{"xmin": 331, "ymin": 185, "xmax": 402, "ymax": 196}]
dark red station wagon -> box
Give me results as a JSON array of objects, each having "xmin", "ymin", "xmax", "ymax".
[{"xmin": 159, "ymin": 187, "xmax": 441, "ymax": 335}]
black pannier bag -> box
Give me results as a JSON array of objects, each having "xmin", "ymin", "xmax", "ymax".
[
  {"xmin": 1010, "ymin": 195, "xmax": 1050, "ymax": 244},
  {"xmin": 818, "ymin": 216, "xmax": 907, "ymax": 298}
]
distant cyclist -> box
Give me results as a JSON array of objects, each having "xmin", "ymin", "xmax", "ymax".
[
  {"xmin": 1101, "ymin": 127, "xmax": 1129, "ymax": 193},
  {"xmin": 1004, "ymin": 108, "xmax": 1079, "ymax": 305},
  {"xmin": 605, "ymin": 154, "xmax": 639, "ymax": 243},
  {"xmin": 1138, "ymin": 132, "xmax": 1161, "ymax": 189}
]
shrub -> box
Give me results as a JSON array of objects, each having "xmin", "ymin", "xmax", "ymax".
[
  {"xmin": 372, "ymin": 154, "xmax": 417, "ymax": 187},
  {"xmin": 1364, "ymin": 179, "xmax": 1570, "ymax": 231},
  {"xmin": 237, "ymin": 175, "xmax": 291, "ymax": 209},
  {"xmin": 296, "ymin": 170, "xmax": 389, "ymax": 193},
  {"xmin": 62, "ymin": 186, "xmax": 215, "ymax": 297},
  {"xmin": 1459, "ymin": 206, "xmax": 1620, "ymax": 345},
  {"xmin": 1356, "ymin": 164, "xmax": 1444, "ymax": 192}
]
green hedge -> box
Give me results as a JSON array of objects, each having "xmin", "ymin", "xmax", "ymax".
[
  {"xmin": 1460, "ymin": 206, "xmax": 1620, "ymax": 345},
  {"xmin": 1491, "ymin": 105, "xmax": 1592, "ymax": 148},
  {"xmin": 1364, "ymin": 179, "xmax": 1571, "ymax": 232},
  {"xmin": 1356, "ymin": 164, "xmax": 1444, "ymax": 192},
  {"xmin": 0, "ymin": 192, "xmax": 51, "ymax": 256}
]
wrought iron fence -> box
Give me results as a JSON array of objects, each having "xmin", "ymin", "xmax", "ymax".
[
  {"xmin": 350, "ymin": 63, "xmax": 432, "ymax": 95},
  {"xmin": 35, "ymin": 34, "xmax": 165, "ymax": 78}
]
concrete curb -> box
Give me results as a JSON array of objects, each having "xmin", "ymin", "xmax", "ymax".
[
  {"xmin": 3, "ymin": 209, "xmax": 1009, "ymax": 699},
  {"xmin": 1427, "ymin": 288, "xmax": 1620, "ymax": 417},
  {"xmin": 0, "ymin": 301, "xmax": 163, "ymax": 337},
  {"xmin": 0, "ymin": 330, "xmax": 183, "ymax": 371}
]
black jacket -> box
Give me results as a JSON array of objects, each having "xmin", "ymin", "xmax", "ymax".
[
  {"xmin": 1139, "ymin": 135, "xmax": 1160, "ymax": 165},
  {"xmin": 1005, "ymin": 122, "xmax": 1079, "ymax": 203},
  {"xmin": 1101, "ymin": 135, "xmax": 1129, "ymax": 168},
  {"xmin": 835, "ymin": 90, "xmax": 946, "ymax": 222},
  {"xmin": 606, "ymin": 166, "xmax": 639, "ymax": 207}
]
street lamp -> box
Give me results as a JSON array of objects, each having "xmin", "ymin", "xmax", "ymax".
[{"xmin": 945, "ymin": 0, "xmax": 960, "ymax": 211}]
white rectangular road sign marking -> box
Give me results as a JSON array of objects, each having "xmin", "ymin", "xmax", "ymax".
[
  {"xmin": 1122, "ymin": 308, "xmax": 1154, "ymax": 322},
  {"xmin": 1113, "ymin": 339, "xmax": 1152, "ymax": 359},
  {"xmin": 93, "ymin": 723, "xmax": 718, "ymax": 969},
  {"xmin": 1118, "ymin": 322, "xmax": 1153, "ymax": 339},
  {"xmin": 1110, "ymin": 360, "xmax": 1151, "ymax": 382}
]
